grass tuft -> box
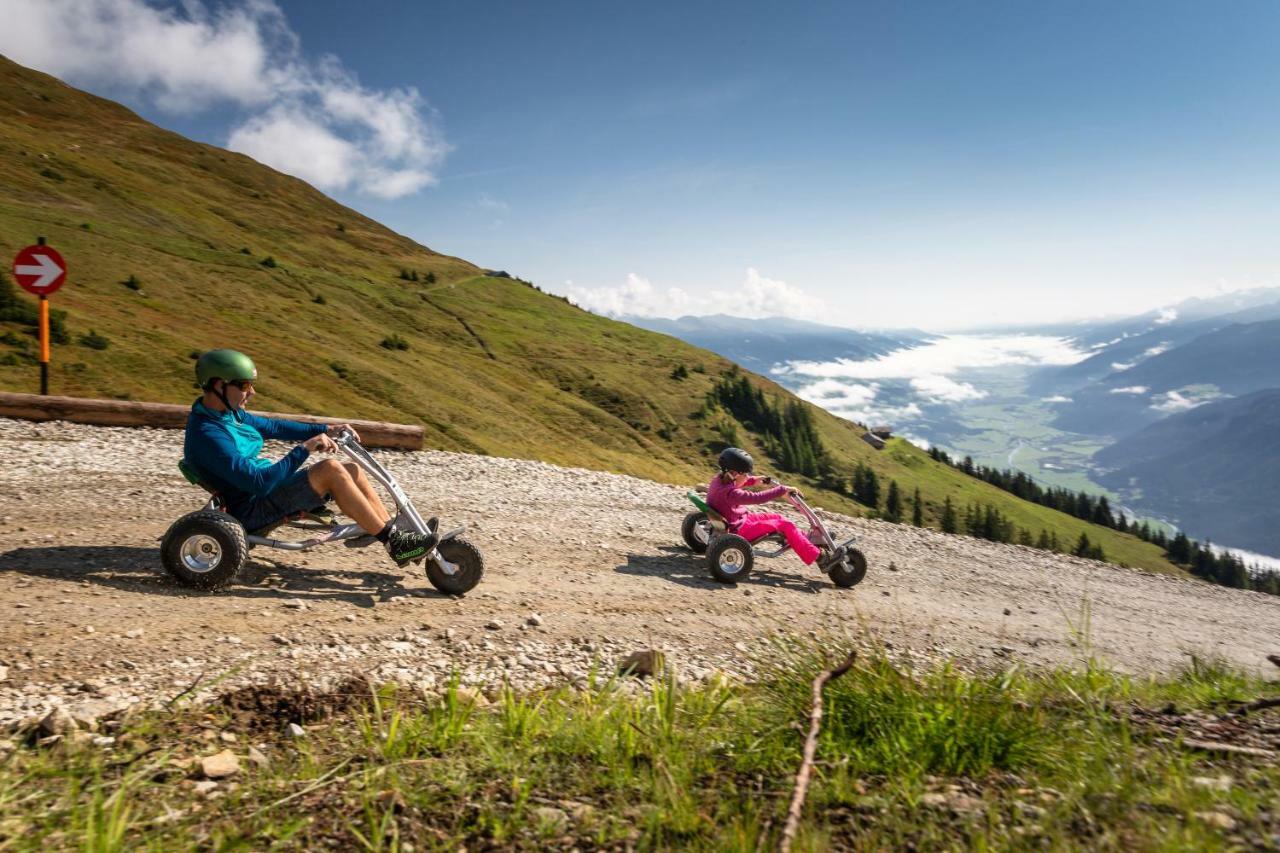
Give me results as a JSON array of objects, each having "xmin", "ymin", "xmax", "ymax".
[{"xmin": 1, "ymin": 643, "xmax": 1276, "ymax": 849}]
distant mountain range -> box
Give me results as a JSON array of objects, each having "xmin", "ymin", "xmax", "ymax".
[
  {"xmin": 1031, "ymin": 291, "xmax": 1280, "ymax": 405},
  {"xmin": 1094, "ymin": 388, "xmax": 1280, "ymax": 556},
  {"xmin": 624, "ymin": 314, "xmax": 930, "ymax": 373},
  {"xmin": 1048, "ymin": 317, "xmax": 1280, "ymax": 436}
]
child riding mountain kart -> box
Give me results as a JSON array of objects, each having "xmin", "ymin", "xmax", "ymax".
[
  {"xmin": 160, "ymin": 349, "xmax": 483, "ymax": 594},
  {"xmin": 681, "ymin": 447, "xmax": 867, "ymax": 587}
]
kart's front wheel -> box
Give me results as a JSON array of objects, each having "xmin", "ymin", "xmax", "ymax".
[
  {"xmin": 160, "ymin": 510, "xmax": 248, "ymax": 590},
  {"xmin": 681, "ymin": 511, "xmax": 713, "ymax": 554},
  {"xmin": 828, "ymin": 547, "xmax": 869, "ymax": 588},
  {"xmin": 426, "ymin": 537, "xmax": 484, "ymax": 596},
  {"xmin": 707, "ymin": 534, "xmax": 754, "ymax": 584}
]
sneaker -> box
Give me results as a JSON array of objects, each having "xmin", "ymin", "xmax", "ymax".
[
  {"xmin": 386, "ymin": 525, "xmax": 439, "ymax": 566},
  {"xmin": 818, "ymin": 546, "xmax": 848, "ymax": 571}
]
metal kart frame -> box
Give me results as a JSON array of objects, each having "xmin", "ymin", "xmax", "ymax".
[
  {"xmin": 687, "ymin": 489, "xmax": 858, "ymax": 570},
  {"xmin": 211, "ymin": 429, "xmax": 464, "ymax": 578}
]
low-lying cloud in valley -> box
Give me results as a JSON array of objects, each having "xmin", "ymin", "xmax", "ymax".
[
  {"xmin": 779, "ymin": 334, "xmax": 1087, "ymax": 427},
  {"xmin": 0, "ymin": 0, "xmax": 446, "ymax": 198}
]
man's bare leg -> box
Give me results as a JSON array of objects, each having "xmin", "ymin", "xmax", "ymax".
[
  {"xmin": 306, "ymin": 459, "xmax": 390, "ymax": 534},
  {"xmin": 341, "ymin": 462, "xmax": 385, "ymax": 512}
]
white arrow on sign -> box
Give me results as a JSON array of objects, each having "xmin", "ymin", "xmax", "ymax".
[{"xmin": 15, "ymin": 253, "xmax": 64, "ymax": 289}]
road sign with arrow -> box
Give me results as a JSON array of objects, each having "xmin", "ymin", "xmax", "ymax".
[{"xmin": 11, "ymin": 239, "xmax": 68, "ymax": 394}]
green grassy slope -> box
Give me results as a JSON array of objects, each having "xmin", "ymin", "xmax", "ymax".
[{"xmin": 0, "ymin": 55, "xmax": 1181, "ymax": 574}]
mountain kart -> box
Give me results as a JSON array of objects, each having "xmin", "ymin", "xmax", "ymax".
[
  {"xmin": 681, "ymin": 489, "xmax": 867, "ymax": 587},
  {"xmin": 161, "ymin": 428, "xmax": 483, "ymax": 595}
]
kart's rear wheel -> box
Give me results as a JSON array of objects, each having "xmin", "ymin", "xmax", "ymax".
[
  {"xmin": 681, "ymin": 511, "xmax": 713, "ymax": 554},
  {"xmin": 707, "ymin": 534, "xmax": 754, "ymax": 583},
  {"xmin": 828, "ymin": 547, "xmax": 868, "ymax": 588},
  {"xmin": 426, "ymin": 537, "xmax": 484, "ymax": 596},
  {"xmin": 160, "ymin": 510, "xmax": 248, "ymax": 590}
]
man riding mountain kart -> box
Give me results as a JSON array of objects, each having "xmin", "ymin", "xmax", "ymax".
[{"xmin": 183, "ymin": 349, "xmax": 438, "ymax": 566}]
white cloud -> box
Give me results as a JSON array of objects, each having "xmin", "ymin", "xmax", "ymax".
[
  {"xmin": 568, "ymin": 268, "xmax": 814, "ymax": 320},
  {"xmin": 1154, "ymin": 307, "xmax": 1178, "ymax": 325},
  {"xmin": 1042, "ymin": 395, "xmax": 1072, "ymax": 403},
  {"xmin": 1149, "ymin": 390, "xmax": 1197, "ymax": 413},
  {"xmin": 1111, "ymin": 361, "xmax": 1135, "ymax": 371},
  {"xmin": 227, "ymin": 106, "xmax": 357, "ymax": 189},
  {"xmin": 1149, "ymin": 388, "xmax": 1222, "ymax": 414},
  {"xmin": 732, "ymin": 268, "xmax": 818, "ymax": 319},
  {"xmin": 1143, "ymin": 343, "xmax": 1170, "ymax": 358},
  {"xmin": 780, "ymin": 334, "xmax": 1088, "ymax": 381},
  {"xmin": 792, "ymin": 378, "xmax": 921, "ymax": 426},
  {"xmin": 0, "ymin": 0, "xmax": 445, "ymax": 198},
  {"xmin": 909, "ymin": 375, "xmax": 986, "ymax": 403},
  {"xmin": 566, "ymin": 273, "xmax": 693, "ymax": 318},
  {"xmin": 795, "ymin": 378, "xmax": 879, "ymax": 408},
  {"xmin": 1109, "ymin": 385, "xmax": 1149, "ymax": 395}
]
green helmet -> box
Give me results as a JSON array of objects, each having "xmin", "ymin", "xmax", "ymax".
[{"xmin": 195, "ymin": 349, "xmax": 257, "ymax": 389}]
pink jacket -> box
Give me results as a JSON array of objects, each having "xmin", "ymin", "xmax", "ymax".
[{"xmin": 706, "ymin": 475, "xmax": 787, "ymax": 529}]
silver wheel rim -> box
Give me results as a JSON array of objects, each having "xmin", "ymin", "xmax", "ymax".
[
  {"xmin": 180, "ymin": 535, "xmax": 222, "ymax": 573},
  {"xmin": 717, "ymin": 548, "xmax": 746, "ymax": 575}
]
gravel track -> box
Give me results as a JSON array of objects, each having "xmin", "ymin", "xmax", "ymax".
[{"xmin": 1, "ymin": 418, "xmax": 1278, "ymax": 731}]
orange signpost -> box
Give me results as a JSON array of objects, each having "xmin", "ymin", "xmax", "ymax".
[{"xmin": 11, "ymin": 237, "xmax": 67, "ymax": 395}]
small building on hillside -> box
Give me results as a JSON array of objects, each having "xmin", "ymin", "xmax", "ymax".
[
  {"xmin": 861, "ymin": 431, "xmax": 886, "ymax": 450},
  {"xmin": 871, "ymin": 425, "xmax": 893, "ymax": 440}
]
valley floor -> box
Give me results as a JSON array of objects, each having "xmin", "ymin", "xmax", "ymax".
[{"xmin": 1, "ymin": 418, "xmax": 1278, "ymax": 730}]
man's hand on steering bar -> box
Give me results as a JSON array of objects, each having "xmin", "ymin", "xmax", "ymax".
[
  {"xmin": 304, "ymin": 432, "xmax": 338, "ymax": 454},
  {"xmin": 327, "ymin": 423, "xmax": 362, "ymax": 443}
]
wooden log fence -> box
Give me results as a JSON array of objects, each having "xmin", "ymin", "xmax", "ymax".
[{"xmin": 0, "ymin": 392, "xmax": 423, "ymax": 450}]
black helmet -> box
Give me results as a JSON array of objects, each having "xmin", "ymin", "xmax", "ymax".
[{"xmin": 717, "ymin": 447, "xmax": 754, "ymax": 474}]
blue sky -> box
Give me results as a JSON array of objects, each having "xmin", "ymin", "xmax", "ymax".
[{"xmin": 4, "ymin": 0, "xmax": 1280, "ymax": 329}]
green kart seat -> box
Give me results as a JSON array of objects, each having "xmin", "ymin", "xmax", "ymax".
[{"xmin": 686, "ymin": 491, "xmax": 728, "ymax": 532}]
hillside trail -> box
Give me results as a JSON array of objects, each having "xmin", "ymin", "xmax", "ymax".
[{"xmin": 2, "ymin": 418, "xmax": 1278, "ymax": 726}]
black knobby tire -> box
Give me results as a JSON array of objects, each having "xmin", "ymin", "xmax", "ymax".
[
  {"xmin": 681, "ymin": 511, "xmax": 713, "ymax": 554},
  {"xmin": 829, "ymin": 547, "xmax": 869, "ymax": 588},
  {"xmin": 160, "ymin": 510, "xmax": 248, "ymax": 590},
  {"xmin": 706, "ymin": 534, "xmax": 754, "ymax": 583},
  {"xmin": 426, "ymin": 537, "xmax": 484, "ymax": 595}
]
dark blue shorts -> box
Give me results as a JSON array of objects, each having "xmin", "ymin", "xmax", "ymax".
[{"xmin": 236, "ymin": 469, "xmax": 329, "ymax": 533}]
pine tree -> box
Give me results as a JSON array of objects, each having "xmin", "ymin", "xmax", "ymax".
[
  {"xmin": 1073, "ymin": 532, "xmax": 1092, "ymax": 558},
  {"xmin": 940, "ymin": 496, "xmax": 958, "ymax": 534},
  {"xmin": 884, "ymin": 481, "xmax": 903, "ymax": 523},
  {"xmin": 911, "ymin": 488, "xmax": 923, "ymax": 527},
  {"xmin": 1092, "ymin": 495, "xmax": 1113, "ymax": 527},
  {"xmin": 1035, "ymin": 529, "xmax": 1051, "ymax": 550},
  {"xmin": 1017, "ymin": 528, "xmax": 1033, "ymax": 546}
]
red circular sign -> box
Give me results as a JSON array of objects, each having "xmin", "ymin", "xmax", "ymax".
[{"xmin": 12, "ymin": 245, "xmax": 67, "ymax": 295}]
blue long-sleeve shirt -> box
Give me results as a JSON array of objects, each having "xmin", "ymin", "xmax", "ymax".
[{"xmin": 183, "ymin": 400, "xmax": 328, "ymax": 517}]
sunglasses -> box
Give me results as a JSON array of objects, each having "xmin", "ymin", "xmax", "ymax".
[{"xmin": 227, "ymin": 379, "xmax": 255, "ymax": 391}]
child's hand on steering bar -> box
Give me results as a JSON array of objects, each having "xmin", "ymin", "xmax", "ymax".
[
  {"xmin": 304, "ymin": 433, "xmax": 338, "ymax": 454},
  {"xmin": 787, "ymin": 486, "xmax": 804, "ymax": 498}
]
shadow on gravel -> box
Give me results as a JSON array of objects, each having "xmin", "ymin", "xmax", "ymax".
[
  {"xmin": 615, "ymin": 546, "xmax": 826, "ymax": 593},
  {"xmin": 0, "ymin": 546, "xmax": 444, "ymax": 607}
]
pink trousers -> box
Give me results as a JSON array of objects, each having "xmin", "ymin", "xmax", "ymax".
[{"xmin": 734, "ymin": 513, "xmax": 821, "ymax": 564}]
